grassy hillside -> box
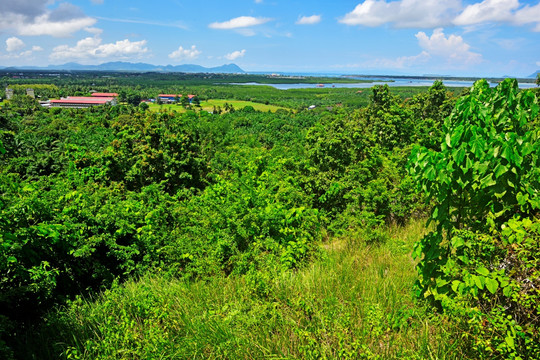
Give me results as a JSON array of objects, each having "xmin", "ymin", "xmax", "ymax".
[{"xmin": 21, "ymin": 219, "xmax": 467, "ymax": 359}]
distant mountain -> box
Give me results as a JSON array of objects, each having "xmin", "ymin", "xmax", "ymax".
[
  {"xmin": 1, "ymin": 62, "xmax": 245, "ymax": 74},
  {"xmin": 529, "ymin": 70, "xmax": 540, "ymax": 78}
]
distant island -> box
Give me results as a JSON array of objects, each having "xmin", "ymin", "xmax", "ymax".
[{"xmin": 0, "ymin": 61, "xmax": 245, "ymax": 74}]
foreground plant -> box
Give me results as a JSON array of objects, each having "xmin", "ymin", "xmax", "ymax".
[{"xmin": 410, "ymin": 79, "xmax": 540, "ymax": 359}]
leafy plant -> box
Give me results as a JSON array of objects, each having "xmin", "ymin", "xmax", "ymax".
[{"xmin": 409, "ymin": 79, "xmax": 540, "ymax": 358}]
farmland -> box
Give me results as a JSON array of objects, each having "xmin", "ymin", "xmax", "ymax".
[{"xmin": 148, "ymin": 98, "xmax": 288, "ymax": 113}]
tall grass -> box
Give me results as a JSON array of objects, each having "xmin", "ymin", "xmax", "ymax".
[{"xmin": 23, "ymin": 219, "xmax": 464, "ymax": 359}]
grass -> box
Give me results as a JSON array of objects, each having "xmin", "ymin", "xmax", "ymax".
[
  {"xmin": 25, "ymin": 219, "xmax": 464, "ymax": 359},
  {"xmin": 147, "ymin": 99, "xmax": 288, "ymax": 114}
]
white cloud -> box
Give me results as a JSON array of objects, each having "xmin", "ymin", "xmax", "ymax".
[
  {"xmin": 340, "ymin": 0, "xmax": 540, "ymax": 31},
  {"xmin": 209, "ymin": 16, "xmax": 271, "ymax": 29},
  {"xmin": 1, "ymin": 38, "xmax": 43, "ymax": 60},
  {"xmin": 453, "ymin": 0, "xmax": 540, "ymax": 31},
  {"xmin": 18, "ymin": 16, "xmax": 96, "ymax": 37},
  {"xmin": 85, "ymin": 27, "xmax": 104, "ymax": 35},
  {"xmin": 452, "ymin": 0, "xmax": 540, "ymax": 30},
  {"xmin": 296, "ymin": 15, "xmax": 322, "ymax": 25},
  {"xmin": 168, "ymin": 45, "xmax": 202, "ymax": 61},
  {"xmin": 50, "ymin": 36, "xmax": 148, "ymax": 62},
  {"xmin": 514, "ymin": 2, "xmax": 540, "ymax": 31},
  {"xmin": 255, "ymin": 0, "xmax": 263, "ymax": 3},
  {"xmin": 340, "ymin": 0, "xmax": 461, "ymax": 28},
  {"xmin": 454, "ymin": 0, "xmax": 519, "ymax": 26},
  {"xmin": 0, "ymin": 1, "xmax": 96, "ymax": 37},
  {"xmin": 330, "ymin": 28, "xmax": 481, "ymax": 72},
  {"xmin": 225, "ymin": 49, "xmax": 246, "ymax": 60},
  {"xmin": 416, "ymin": 28, "xmax": 482, "ymax": 64},
  {"xmin": 91, "ymin": 0, "xmax": 104, "ymax": 4},
  {"xmin": 6, "ymin": 37, "xmax": 25, "ymax": 52},
  {"xmin": 536, "ymin": 61, "xmax": 540, "ymax": 67}
]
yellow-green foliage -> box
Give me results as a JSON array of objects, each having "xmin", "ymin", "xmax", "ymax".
[{"xmin": 27, "ymin": 220, "xmax": 466, "ymax": 360}]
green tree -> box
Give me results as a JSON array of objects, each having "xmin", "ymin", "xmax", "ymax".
[
  {"xmin": 408, "ymin": 80, "xmax": 456, "ymax": 149},
  {"xmin": 118, "ymin": 90, "xmax": 127, "ymax": 103},
  {"xmin": 127, "ymin": 93, "xmax": 141, "ymax": 106},
  {"xmin": 139, "ymin": 102, "xmax": 149, "ymax": 111},
  {"xmin": 366, "ymin": 85, "xmax": 413, "ymax": 150},
  {"xmin": 181, "ymin": 95, "xmax": 190, "ymax": 108}
]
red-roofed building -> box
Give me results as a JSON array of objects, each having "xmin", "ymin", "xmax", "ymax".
[{"xmin": 50, "ymin": 96, "xmax": 117, "ymax": 108}]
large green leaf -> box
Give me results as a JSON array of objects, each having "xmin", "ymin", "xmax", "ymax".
[
  {"xmin": 485, "ymin": 277, "xmax": 499, "ymax": 294},
  {"xmin": 476, "ymin": 266, "xmax": 490, "ymax": 276}
]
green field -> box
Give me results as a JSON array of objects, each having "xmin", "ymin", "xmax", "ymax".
[{"xmin": 147, "ymin": 99, "xmax": 288, "ymax": 113}]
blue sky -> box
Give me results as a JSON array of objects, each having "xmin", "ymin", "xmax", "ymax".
[{"xmin": 0, "ymin": 0, "xmax": 539, "ymax": 77}]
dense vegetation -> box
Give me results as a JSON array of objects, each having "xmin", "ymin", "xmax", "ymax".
[{"xmin": 0, "ymin": 73, "xmax": 538, "ymax": 359}]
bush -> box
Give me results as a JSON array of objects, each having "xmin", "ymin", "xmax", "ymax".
[{"xmin": 409, "ymin": 79, "xmax": 540, "ymax": 358}]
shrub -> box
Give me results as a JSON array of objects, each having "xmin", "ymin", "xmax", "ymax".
[{"xmin": 409, "ymin": 79, "xmax": 540, "ymax": 358}]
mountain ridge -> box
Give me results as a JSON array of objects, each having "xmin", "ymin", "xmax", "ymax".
[{"xmin": 1, "ymin": 62, "xmax": 245, "ymax": 73}]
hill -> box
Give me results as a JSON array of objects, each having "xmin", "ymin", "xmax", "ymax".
[
  {"xmin": 1, "ymin": 62, "xmax": 245, "ymax": 74},
  {"xmin": 528, "ymin": 70, "xmax": 539, "ymax": 78}
]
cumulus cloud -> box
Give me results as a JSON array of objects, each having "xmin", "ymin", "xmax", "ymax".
[
  {"xmin": 1, "ymin": 37, "xmax": 43, "ymax": 60},
  {"xmin": 416, "ymin": 28, "xmax": 482, "ymax": 64},
  {"xmin": 454, "ymin": 0, "xmax": 519, "ymax": 25},
  {"xmin": 296, "ymin": 15, "xmax": 322, "ymax": 25},
  {"xmin": 0, "ymin": 0, "xmax": 47, "ymax": 19},
  {"xmin": 514, "ymin": 2, "xmax": 540, "ymax": 31},
  {"xmin": 168, "ymin": 45, "xmax": 202, "ymax": 61},
  {"xmin": 225, "ymin": 49, "xmax": 246, "ymax": 60},
  {"xmin": 0, "ymin": 0, "xmax": 96, "ymax": 37},
  {"xmin": 332, "ymin": 28, "xmax": 482, "ymax": 71},
  {"xmin": 91, "ymin": 0, "xmax": 105, "ymax": 4},
  {"xmin": 18, "ymin": 16, "xmax": 96, "ymax": 37},
  {"xmin": 340, "ymin": 0, "xmax": 540, "ymax": 31},
  {"xmin": 209, "ymin": 16, "xmax": 271, "ymax": 29},
  {"xmin": 340, "ymin": 0, "xmax": 461, "ymax": 28},
  {"xmin": 6, "ymin": 37, "xmax": 25, "ymax": 52},
  {"xmin": 50, "ymin": 36, "xmax": 148, "ymax": 62},
  {"xmin": 453, "ymin": 0, "xmax": 540, "ymax": 30}
]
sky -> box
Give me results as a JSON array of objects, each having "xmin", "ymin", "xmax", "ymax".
[{"xmin": 0, "ymin": 0, "xmax": 539, "ymax": 77}]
